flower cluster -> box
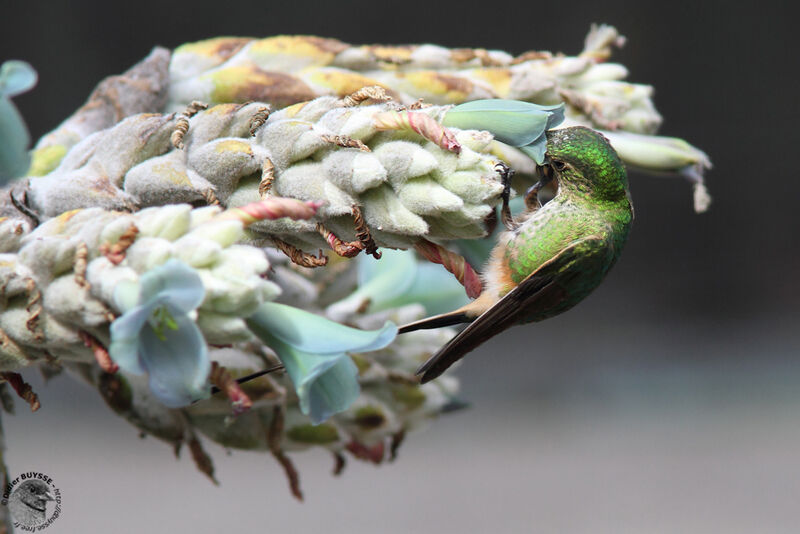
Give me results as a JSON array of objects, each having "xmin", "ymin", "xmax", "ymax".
[
  {"xmin": 1, "ymin": 25, "xmax": 712, "ymax": 503},
  {"xmin": 26, "ymin": 97, "xmax": 511, "ymax": 251}
]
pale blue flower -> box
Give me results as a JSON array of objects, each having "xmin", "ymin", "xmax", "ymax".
[
  {"xmin": 109, "ymin": 259, "xmax": 210, "ymax": 407},
  {"xmin": 246, "ymin": 303, "xmax": 397, "ymax": 424},
  {"xmin": 443, "ymin": 99, "xmax": 565, "ymax": 164},
  {"xmin": 328, "ymin": 249, "xmax": 469, "ymax": 319},
  {"xmin": 0, "ymin": 60, "xmax": 37, "ymax": 183}
]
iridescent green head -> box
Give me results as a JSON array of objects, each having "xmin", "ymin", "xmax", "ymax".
[{"xmin": 545, "ymin": 126, "xmax": 629, "ymax": 202}]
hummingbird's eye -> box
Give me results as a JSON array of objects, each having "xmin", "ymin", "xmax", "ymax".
[{"xmin": 552, "ymin": 160, "xmax": 567, "ymax": 172}]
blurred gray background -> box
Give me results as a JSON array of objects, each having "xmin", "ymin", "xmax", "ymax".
[{"xmin": 2, "ymin": 1, "xmax": 798, "ymax": 532}]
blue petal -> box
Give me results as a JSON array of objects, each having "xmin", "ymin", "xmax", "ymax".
[
  {"xmin": 300, "ymin": 354, "xmax": 360, "ymax": 425},
  {"xmin": 0, "ymin": 97, "xmax": 31, "ymax": 183},
  {"xmin": 139, "ymin": 259, "xmax": 205, "ymax": 313},
  {"xmin": 257, "ymin": 329, "xmax": 360, "ymax": 424},
  {"xmin": 108, "ymin": 303, "xmax": 156, "ymax": 375},
  {"xmin": 331, "ymin": 249, "xmax": 416, "ymax": 311},
  {"xmin": 545, "ymin": 105, "xmax": 566, "ymax": 130},
  {"xmin": 357, "ymin": 248, "xmax": 416, "ymax": 290},
  {"xmin": 0, "ymin": 61, "xmax": 37, "ymax": 97},
  {"xmin": 246, "ymin": 302, "xmax": 397, "ymax": 354},
  {"xmin": 350, "ymin": 254, "xmax": 469, "ymax": 315},
  {"xmin": 138, "ymin": 306, "xmax": 210, "ymax": 407},
  {"xmin": 443, "ymin": 99, "xmax": 564, "ymax": 147},
  {"xmin": 388, "ymin": 263, "xmax": 470, "ymax": 316},
  {"xmin": 520, "ymin": 137, "xmax": 548, "ymax": 165}
]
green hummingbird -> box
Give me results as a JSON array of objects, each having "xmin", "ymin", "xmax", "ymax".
[{"xmin": 400, "ymin": 126, "xmax": 634, "ymax": 383}]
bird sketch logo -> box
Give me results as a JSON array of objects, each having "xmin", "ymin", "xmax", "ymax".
[{"xmin": 1, "ymin": 471, "xmax": 62, "ymax": 531}]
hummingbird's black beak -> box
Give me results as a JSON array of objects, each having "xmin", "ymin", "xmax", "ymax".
[{"xmin": 536, "ymin": 159, "xmax": 555, "ymax": 187}]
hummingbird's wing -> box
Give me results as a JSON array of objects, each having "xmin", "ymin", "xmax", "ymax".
[{"xmin": 417, "ymin": 235, "xmax": 611, "ymax": 383}]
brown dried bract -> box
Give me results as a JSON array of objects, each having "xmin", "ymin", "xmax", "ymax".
[
  {"xmin": 258, "ymin": 158, "xmax": 275, "ymax": 198},
  {"xmin": 99, "ymin": 223, "xmax": 139, "ymax": 265},
  {"xmin": 79, "ymin": 330, "xmax": 118, "ymax": 374},
  {"xmin": 24, "ymin": 278, "xmax": 43, "ymax": 341},
  {"xmin": 9, "ymin": 185, "xmax": 40, "ymax": 227},
  {"xmin": 74, "ymin": 242, "xmax": 89, "ymax": 288},
  {"xmin": 407, "ymin": 98, "xmax": 431, "ymax": 110},
  {"xmin": 511, "ymin": 50, "xmax": 553, "ymax": 64},
  {"xmin": 209, "ymin": 362, "xmax": 253, "ymax": 416},
  {"xmin": 341, "ymin": 85, "xmax": 391, "ymax": 107},
  {"xmin": 268, "ymin": 406, "xmax": 303, "ymax": 501},
  {"xmin": 474, "ymin": 49, "xmax": 505, "ymax": 67},
  {"xmin": 272, "ymin": 238, "xmax": 328, "ymax": 268},
  {"xmin": 451, "ymin": 48, "xmax": 504, "ymax": 67},
  {"xmin": 171, "ymin": 100, "xmax": 208, "ymax": 149},
  {"xmin": 320, "ymin": 134, "xmax": 370, "ymax": 152},
  {"xmin": 0, "ymin": 372, "xmax": 40, "ymax": 412},
  {"xmin": 345, "ymin": 440, "xmax": 385, "ymax": 464},
  {"xmin": 248, "ymin": 105, "xmax": 271, "ymax": 136},
  {"xmin": 352, "ymin": 205, "xmax": 381, "ymax": 259},
  {"xmin": 186, "ymin": 431, "xmax": 219, "ymax": 485},
  {"xmin": 316, "ymin": 222, "xmax": 363, "ymax": 258},
  {"xmin": 203, "ymin": 188, "xmax": 221, "ymax": 206},
  {"xmin": 451, "ymin": 48, "xmax": 478, "ymax": 63}
]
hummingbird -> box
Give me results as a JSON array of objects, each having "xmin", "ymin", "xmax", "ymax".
[{"xmin": 400, "ymin": 126, "xmax": 634, "ymax": 383}]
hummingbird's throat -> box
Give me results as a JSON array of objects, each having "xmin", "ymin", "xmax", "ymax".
[{"xmin": 532, "ymin": 163, "xmax": 558, "ymax": 206}]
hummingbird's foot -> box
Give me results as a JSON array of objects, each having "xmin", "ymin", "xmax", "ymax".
[{"xmin": 495, "ymin": 162, "xmax": 518, "ymax": 231}]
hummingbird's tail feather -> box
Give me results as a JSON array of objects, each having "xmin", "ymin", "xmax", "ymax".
[
  {"xmin": 415, "ymin": 320, "xmax": 510, "ymax": 383},
  {"xmin": 397, "ymin": 311, "xmax": 472, "ymax": 334}
]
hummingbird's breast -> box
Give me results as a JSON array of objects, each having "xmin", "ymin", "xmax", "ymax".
[{"xmin": 499, "ymin": 197, "xmax": 631, "ymax": 323}]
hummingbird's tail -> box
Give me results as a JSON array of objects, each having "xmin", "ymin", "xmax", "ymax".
[
  {"xmin": 399, "ymin": 295, "xmax": 495, "ymax": 382},
  {"xmin": 397, "ymin": 310, "xmax": 472, "ymax": 334},
  {"xmin": 400, "ymin": 311, "xmax": 477, "ymax": 384}
]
